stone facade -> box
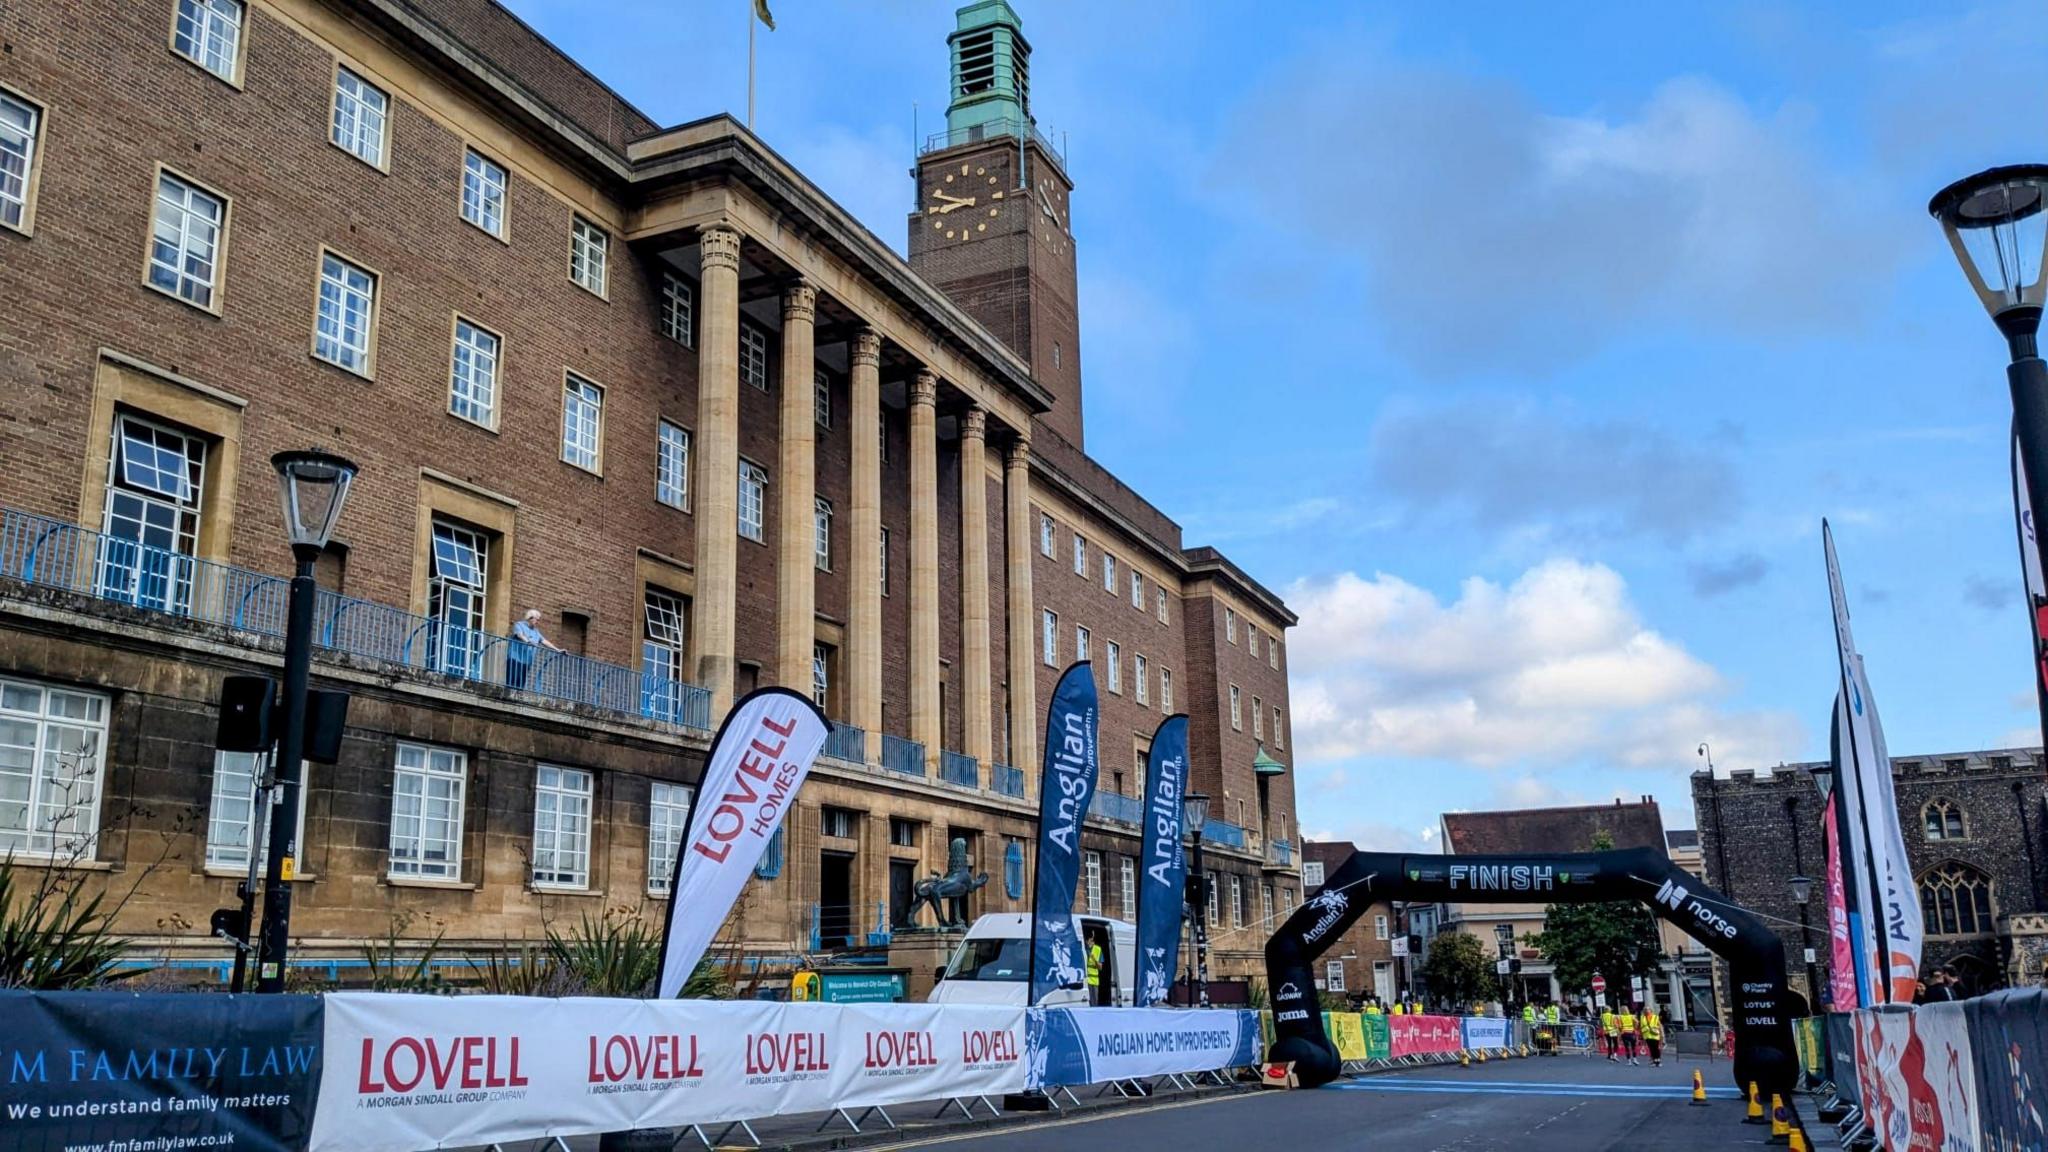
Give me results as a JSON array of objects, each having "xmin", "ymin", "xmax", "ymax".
[
  {"xmin": 1692, "ymin": 749, "xmax": 2048, "ymax": 1003},
  {"xmin": 0, "ymin": 0, "xmax": 1297, "ymax": 980}
]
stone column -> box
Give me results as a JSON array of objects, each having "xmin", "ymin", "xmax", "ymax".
[
  {"xmin": 1003, "ymin": 434, "xmax": 1037, "ymax": 781},
  {"xmin": 909, "ymin": 369, "xmax": 941, "ymax": 770},
  {"xmin": 692, "ymin": 224, "xmax": 742, "ymax": 717},
  {"xmin": 848, "ymin": 329, "xmax": 883, "ymax": 762},
  {"xmin": 776, "ymin": 279, "xmax": 818, "ymax": 695},
  {"xmin": 958, "ymin": 405, "xmax": 993, "ymax": 771}
]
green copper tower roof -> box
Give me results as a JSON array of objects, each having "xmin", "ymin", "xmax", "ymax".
[
  {"xmin": 946, "ymin": 0, "xmax": 1032, "ymax": 138},
  {"xmin": 1253, "ymin": 746, "xmax": 1288, "ymax": 777}
]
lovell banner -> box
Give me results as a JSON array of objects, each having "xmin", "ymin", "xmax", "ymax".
[
  {"xmin": 314, "ymin": 994, "xmax": 1026, "ymax": 1152},
  {"xmin": 1390, "ymin": 1015, "xmax": 1463, "ymax": 1057},
  {"xmin": 1853, "ymin": 1004, "xmax": 1978, "ymax": 1152},
  {"xmin": 1966, "ymin": 989, "xmax": 2048, "ymax": 1151},
  {"xmin": 1025, "ymin": 1008, "xmax": 1262, "ymax": 1090},
  {"xmin": 0, "ymin": 991, "xmax": 323, "ymax": 1152}
]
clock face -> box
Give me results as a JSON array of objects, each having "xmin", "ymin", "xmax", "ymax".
[
  {"xmin": 925, "ymin": 161, "xmax": 1004, "ymax": 244},
  {"xmin": 1034, "ymin": 174, "xmax": 1069, "ymax": 255}
]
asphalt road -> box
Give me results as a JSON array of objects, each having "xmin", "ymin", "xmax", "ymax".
[{"xmin": 878, "ymin": 1054, "xmax": 1773, "ymax": 1152}]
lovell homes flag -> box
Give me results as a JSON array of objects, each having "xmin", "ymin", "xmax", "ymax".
[
  {"xmin": 1135, "ymin": 714, "xmax": 1189, "ymax": 1006},
  {"xmin": 1029, "ymin": 662, "xmax": 1100, "ymax": 1006},
  {"xmin": 654, "ymin": 687, "xmax": 828, "ymax": 999}
]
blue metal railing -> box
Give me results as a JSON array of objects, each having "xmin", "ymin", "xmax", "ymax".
[
  {"xmin": 920, "ymin": 115, "xmax": 1066, "ymax": 173},
  {"xmin": 939, "ymin": 749, "xmax": 979, "ymax": 789},
  {"xmin": 1266, "ymin": 839, "xmax": 1295, "ymax": 867},
  {"xmin": 809, "ymin": 900, "xmax": 892, "ymax": 951},
  {"xmin": 0, "ymin": 505, "xmax": 713, "ymax": 732},
  {"xmin": 880, "ymin": 733, "xmax": 925, "ymax": 777},
  {"xmin": 991, "ymin": 762, "xmax": 1025, "ymax": 799},
  {"xmin": 1203, "ymin": 819, "xmax": 1248, "ymax": 850},
  {"xmin": 1089, "ymin": 791, "xmax": 1143, "ymax": 826},
  {"xmin": 823, "ymin": 722, "xmax": 866, "ymax": 763}
]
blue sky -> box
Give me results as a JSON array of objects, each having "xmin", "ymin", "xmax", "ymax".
[{"xmin": 504, "ymin": 0, "xmax": 2046, "ymax": 850}]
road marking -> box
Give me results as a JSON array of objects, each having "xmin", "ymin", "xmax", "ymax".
[
  {"xmin": 1372, "ymin": 1078, "xmax": 1745, "ymax": 1095},
  {"xmin": 1332, "ymin": 1080, "xmax": 1743, "ymax": 1101}
]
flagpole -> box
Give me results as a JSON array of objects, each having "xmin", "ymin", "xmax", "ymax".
[{"xmin": 747, "ymin": 0, "xmax": 756, "ymax": 131}]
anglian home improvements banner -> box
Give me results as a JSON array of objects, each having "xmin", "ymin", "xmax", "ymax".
[
  {"xmin": 1135, "ymin": 713, "xmax": 1189, "ymax": 1006},
  {"xmin": 1025, "ymin": 1007, "xmax": 1261, "ymax": 1090},
  {"xmin": 312, "ymin": 994, "xmax": 1027, "ymax": 1152},
  {"xmin": 654, "ymin": 688, "xmax": 828, "ymax": 999},
  {"xmin": 1030, "ymin": 662, "xmax": 1101, "ymax": 1005}
]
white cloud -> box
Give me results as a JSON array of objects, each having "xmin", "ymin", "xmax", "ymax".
[{"xmin": 1287, "ymin": 560, "xmax": 1801, "ymax": 771}]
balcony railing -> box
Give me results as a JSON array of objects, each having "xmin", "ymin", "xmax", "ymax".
[
  {"xmin": 919, "ymin": 115, "xmax": 1066, "ymax": 172},
  {"xmin": 1089, "ymin": 791, "xmax": 1143, "ymax": 826},
  {"xmin": 823, "ymin": 722, "xmax": 867, "ymax": 763},
  {"xmin": 880, "ymin": 733, "xmax": 925, "ymax": 777},
  {"xmin": 0, "ymin": 506, "xmax": 713, "ymax": 732},
  {"xmin": 809, "ymin": 900, "xmax": 892, "ymax": 951},
  {"xmin": 991, "ymin": 762, "xmax": 1025, "ymax": 799},
  {"xmin": 939, "ymin": 749, "xmax": 980, "ymax": 789},
  {"xmin": 1202, "ymin": 819, "xmax": 1248, "ymax": 850},
  {"xmin": 1266, "ymin": 839, "xmax": 1295, "ymax": 867}
]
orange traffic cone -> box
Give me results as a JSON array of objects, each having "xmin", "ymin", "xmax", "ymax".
[
  {"xmin": 1789, "ymin": 1126, "xmax": 1809, "ymax": 1152},
  {"xmin": 1690, "ymin": 1069, "xmax": 1708, "ymax": 1107},
  {"xmin": 1744, "ymin": 1082, "xmax": 1767, "ymax": 1124},
  {"xmin": 1770, "ymin": 1094, "xmax": 1791, "ymax": 1144}
]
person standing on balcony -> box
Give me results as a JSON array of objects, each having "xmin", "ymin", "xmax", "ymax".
[{"xmin": 509, "ymin": 608, "xmax": 562, "ymax": 689}]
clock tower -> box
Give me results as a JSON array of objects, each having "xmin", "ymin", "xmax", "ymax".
[{"xmin": 909, "ymin": 0, "xmax": 1084, "ymax": 447}]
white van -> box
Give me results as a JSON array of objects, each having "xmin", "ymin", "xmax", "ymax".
[{"xmin": 927, "ymin": 913, "xmax": 1137, "ymax": 1007}]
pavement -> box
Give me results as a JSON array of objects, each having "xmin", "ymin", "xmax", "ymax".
[{"xmin": 866, "ymin": 1053, "xmax": 1781, "ymax": 1152}]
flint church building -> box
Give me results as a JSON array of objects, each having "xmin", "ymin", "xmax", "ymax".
[{"xmin": 0, "ymin": 0, "xmax": 1300, "ymax": 978}]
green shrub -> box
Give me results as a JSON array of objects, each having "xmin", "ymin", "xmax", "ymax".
[{"xmin": 0, "ymin": 856, "xmax": 129, "ymax": 989}]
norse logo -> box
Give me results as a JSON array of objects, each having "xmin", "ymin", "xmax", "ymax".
[{"xmin": 1655, "ymin": 878, "xmax": 1689, "ymax": 912}]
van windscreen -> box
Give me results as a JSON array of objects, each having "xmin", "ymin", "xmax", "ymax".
[{"xmin": 944, "ymin": 936, "xmax": 1031, "ymax": 982}]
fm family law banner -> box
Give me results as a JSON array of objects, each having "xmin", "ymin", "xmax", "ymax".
[
  {"xmin": 1025, "ymin": 1008, "xmax": 1262, "ymax": 1090},
  {"xmin": 655, "ymin": 687, "xmax": 828, "ymax": 999},
  {"xmin": 1135, "ymin": 713, "xmax": 1189, "ymax": 1006},
  {"xmin": 312, "ymin": 994, "xmax": 1026, "ymax": 1152},
  {"xmin": 1030, "ymin": 662, "xmax": 1100, "ymax": 1005},
  {"xmin": 0, "ymin": 991, "xmax": 323, "ymax": 1152},
  {"xmin": 1390, "ymin": 1014, "xmax": 1464, "ymax": 1057}
]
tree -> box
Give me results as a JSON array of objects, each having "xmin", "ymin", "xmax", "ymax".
[
  {"xmin": 1524, "ymin": 831, "xmax": 1665, "ymax": 1000},
  {"xmin": 1418, "ymin": 930, "xmax": 1496, "ymax": 1010}
]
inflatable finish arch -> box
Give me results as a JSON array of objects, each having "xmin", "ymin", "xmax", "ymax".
[{"xmin": 1266, "ymin": 847, "xmax": 1794, "ymax": 1094}]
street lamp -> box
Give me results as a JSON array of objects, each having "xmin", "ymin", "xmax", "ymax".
[
  {"xmin": 1930, "ymin": 166, "xmax": 2048, "ymax": 628},
  {"xmin": 1184, "ymin": 790, "xmax": 1211, "ymax": 1008},
  {"xmin": 253, "ymin": 449, "xmax": 357, "ymax": 993},
  {"xmin": 1494, "ymin": 923, "xmax": 1515, "ymax": 1013},
  {"xmin": 1790, "ymin": 874, "xmax": 1820, "ymax": 1010}
]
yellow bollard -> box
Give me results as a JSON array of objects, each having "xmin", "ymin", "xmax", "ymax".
[
  {"xmin": 1770, "ymin": 1095, "xmax": 1791, "ymax": 1144},
  {"xmin": 1744, "ymin": 1082, "xmax": 1767, "ymax": 1124},
  {"xmin": 1690, "ymin": 1068, "xmax": 1708, "ymax": 1107},
  {"xmin": 1458, "ymin": 1051, "xmax": 1470, "ymax": 1068}
]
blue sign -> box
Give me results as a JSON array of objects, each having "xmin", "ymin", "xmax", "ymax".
[
  {"xmin": 1135, "ymin": 714, "xmax": 1188, "ymax": 1006},
  {"xmin": 1029, "ymin": 662, "xmax": 1100, "ymax": 1005}
]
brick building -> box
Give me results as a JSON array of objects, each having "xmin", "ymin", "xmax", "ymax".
[
  {"xmin": 1693, "ymin": 748, "xmax": 2048, "ymax": 1003},
  {"xmin": 1299, "ymin": 839, "xmax": 1396, "ymax": 1005},
  {"xmin": 0, "ymin": 0, "xmax": 1299, "ymax": 978}
]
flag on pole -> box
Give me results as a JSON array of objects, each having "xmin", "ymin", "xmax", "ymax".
[
  {"xmin": 1029, "ymin": 662, "xmax": 1100, "ymax": 1006},
  {"xmin": 1134, "ymin": 714, "xmax": 1189, "ymax": 1006},
  {"xmin": 754, "ymin": 0, "xmax": 775, "ymax": 29},
  {"xmin": 2012, "ymin": 426, "xmax": 2048, "ymax": 746}
]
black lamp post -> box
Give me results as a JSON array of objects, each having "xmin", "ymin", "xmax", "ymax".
[
  {"xmin": 1930, "ymin": 166, "xmax": 2048, "ymax": 633},
  {"xmin": 253, "ymin": 449, "xmax": 357, "ymax": 993},
  {"xmin": 1184, "ymin": 790, "xmax": 1211, "ymax": 1008},
  {"xmin": 1494, "ymin": 922, "xmax": 1514, "ymax": 1012},
  {"xmin": 1790, "ymin": 874, "xmax": 1820, "ymax": 1011}
]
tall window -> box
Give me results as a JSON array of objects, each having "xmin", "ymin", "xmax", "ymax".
[
  {"xmin": 461, "ymin": 150, "xmax": 507, "ymax": 237},
  {"xmin": 173, "ymin": 0, "xmax": 244, "ymax": 83},
  {"xmin": 427, "ymin": 521, "xmax": 487, "ymax": 674},
  {"xmin": 561, "ymin": 374, "xmax": 603, "ymax": 472},
  {"xmin": 1074, "ymin": 625, "xmax": 1090, "ymax": 662},
  {"xmin": 1102, "ymin": 553, "xmax": 1115, "ymax": 592},
  {"xmin": 1226, "ymin": 608, "xmax": 1238, "ymax": 643},
  {"xmin": 740, "ymin": 324, "xmax": 769, "ymax": 390},
  {"xmin": 1247, "ymin": 626, "xmax": 1259, "ymax": 659},
  {"xmin": 532, "ymin": 765, "xmax": 592, "ymax": 888},
  {"xmin": 1039, "ymin": 514, "xmax": 1054, "ymax": 557},
  {"xmin": 814, "ymin": 369, "xmax": 831, "ymax": 428},
  {"xmin": 879, "ymin": 527, "xmax": 891, "ymax": 596},
  {"xmin": 1206, "ymin": 871, "xmax": 1219, "ymax": 922},
  {"xmin": 1302, "ymin": 859, "xmax": 1324, "ymax": 889},
  {"xmin": 330, "ymin": 67, "xmax": 389, "ymax": 167},
  {"xmin": 448, "ymin": 318, "xmax": 499, "ymax": 426},
  {"xmin": 389, "ymin": 743, "xmax": 465, "ymax": 880},
  {"xmin": 1073, "ymin": 535, "xmax": 1086, "ymax": 576},
  {"xmin": 1106, "ymin": 642, "xmax": 1122, "ymax": 693},
  {"xmin": 1274, "ymin": 708, "xmax": 1285, "ymax": 749},
  {"xmin": 0, "ymin": 92, "xmax": 41, "ymax": 232},
  {"xmin": 1375, "ymin": 914, "xmax": 1389, "ymax": 940},
  {"xmin": 1084, "ymin": 851, "xmax": 1102, "ymax": 915},
  {"xmin": 149, "ymin": 172, "xmax": 225, "ymax": 309},
  {"xmin": 1253, "ymin": 696, "xmax": 1263, "ymax": 739},
  {"xmin": 1156, "ymin": 586, "xmax": 1169, "ymax": 625},
  {"xmin": 314, "ymin": 251, "xmax": 376, "ymax": 374},
  {"xmin": 1231, "ymin": 874, "xmax": 1244, "ymax": 928},
  {"xmin": 1919, "ymin": 863, "xmax": 1994, "ymax": 936},
  {"xmin": 1042, "ymin": 609, "xmax": 1058, "ymax": 665},
  {"xmin": 100, "ymin": 414, "xmax": 206, "ymax": 612},
  {"xmin": 1160, "ymin": 668, "xmax": 1173, "ymax": 711},
  {"xmin": 0, "ymin": 677, "xmax": 108, "ymax": 858},
  {"xmin": 1130, "ymin": 571, "xmax": 1143, "ymax": 609},
  {"xmin": 1120, "ymin": 857, "xmax": 1136, "ymax": 916},
  {"xmin": 1135, "ymin": 655, "xmax": 1149, "ymax": 705},
  {"xmin": 647, "ymin": 782, "xmax": 693, "ymax": 893},
  {"xmin": 812, "ymin": 644, "xmax": 831, "ymax": 711},
  {"xmin": 206, "ymin": 749, "xmax": 301, "ymax": 871},
  {"xmin": 1923, "ymin": 800, "xmax": 1967, "ymax": 841},
  {"xmin": 661, "ymin": 274, "xmax": 693, "ymax": 345},
  {"xmin": 1325, "ymin": 960, "xmax": 1346, "ymax": 993},
  {"xmin": 1270, "ymin": 638, "xmax": 1280, "ymax": 670},
  {"xmin": 738, "ymin": 460, "xmax": 767, "ymax": 542},
  {"xmin": 1229, "ymin": 685, "xmax": 1241, "ymax": 730},
  {"xmin": 656, "ymin": 420, "xmax": 689, "ymax": 509},
  {"xmin": 814, "ymin": 498, "xmax": 832, "ymax": 571},
  {"xmin": 642, "ymin": 588, "xmax": 687, "ymax": 683},
  {"xmin": 569, "ymin": 217, "xmax": 607, "ymax": 295}
]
